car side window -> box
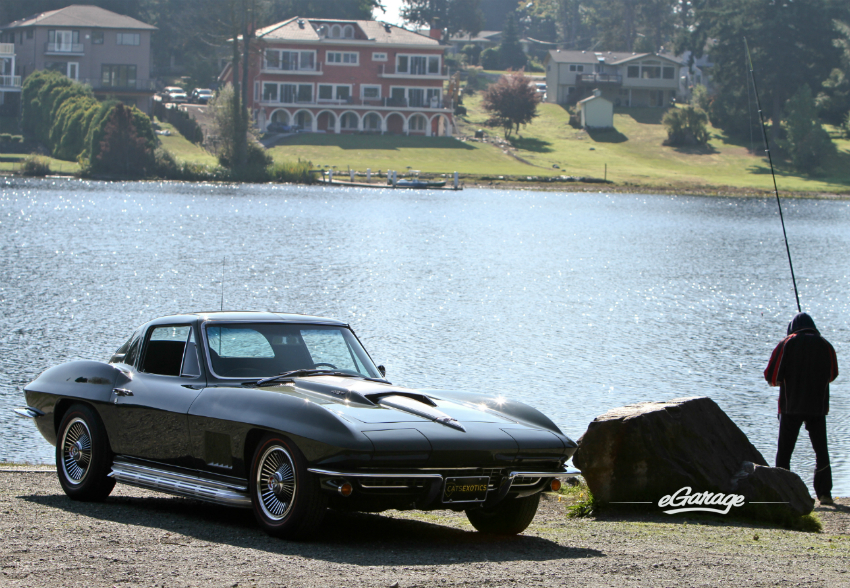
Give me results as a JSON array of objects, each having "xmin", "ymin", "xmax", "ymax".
[
  {"xmin": 180, "ymin": 329, "xmax": 201, "ymax": 377},
  {"xmin": 123, "ymin": 332, "xmax": 142, "ymax": 367},
  {"xmin": 142, "ymin": 326, "xmax": 191, "ymax": 376}
]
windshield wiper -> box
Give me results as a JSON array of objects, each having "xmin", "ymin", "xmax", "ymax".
[
  {"xmin": 255, "ymin": 369, "xmax": 337, "ymax": 386},
  {"xmin": 254, "ymin": 369, "xmax": 390, "ymax": 387}
]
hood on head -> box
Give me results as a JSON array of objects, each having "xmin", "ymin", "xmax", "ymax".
[{"xmin": 787, "ymin": 312, "xmax": 818, "ymax": 335}]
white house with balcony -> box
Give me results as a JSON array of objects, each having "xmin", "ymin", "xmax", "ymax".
[
  {"xmin": 0, "ymin": 42, "xmax": 21, "ymax": 113},
  {"xmin": 544, "ymin": 49, "xmax": 682, "ymax": 107},
  {"xmin": 0, "ymin": 5, "xmax": 156, "ymax": 113}
]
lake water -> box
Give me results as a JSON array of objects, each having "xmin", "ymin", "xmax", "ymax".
[{"xmin": 2, "ymin": 178, "xmax": 848, "ymax": 494}]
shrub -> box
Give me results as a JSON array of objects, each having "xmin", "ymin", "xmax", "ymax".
[
  {"xmin": 691, "ymin": 84, "xmax": 710, "ymax": 113},
  {"xmin": 781, "ymin": 84, "xmax": 835, "ymax": 172},
  {"xmin": 842, "ymin": 111, "xmax": 850, "ymax": 139},
  {"xmin": 89, "ymin": 103, "xmax": 156, "ymax": 177},
  {"xmin": 481, "ymin": 47, "xmax": 500, "ymax": 70},
  {"xmin": 268, "ymin": 159, "xmax": 316, "ymax": 184},
  {"xmin": 153, "ymin": 101, "xmax": 204, "ymax": 144},
  {"xmin": 662, "ymin": 106, "xmax": 711, "ymax": 146},
  {"xmin": 21, "ymin": 155, "xmax": 50, "ymax": 176},
  {"xmin": 461, "ymin": 43, "xmax": 481, "ymax": 66}
]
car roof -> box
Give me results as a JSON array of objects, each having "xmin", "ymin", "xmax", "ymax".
[{"xmin": 147, "ymin": 311, "xmax": 348, "ymax": 327}]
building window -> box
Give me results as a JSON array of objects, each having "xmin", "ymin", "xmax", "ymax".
[
  {"xmin": 330, "ymin": 25, "xmax": 341, "ymax": 38},
  {"xmin": 343, "ymin": 25, "xmax": 354, "ymax": 38},
  {"xmin": 318, "ymin": 84, "xmax": 350, "ymax": 101},
  {"xmin": 642, "ymin": 65, "xmax": 661, "ymax": 79},
  {"xmin": 426, "ymin": 88, "xmax": 441, "ymax": 107},
  {"xmin": 627, "ymin": 65, "xmax": 639, "ymax": 78},
  {"xmin": 263, "ymin": 82, "xmax": 278, "ymax": 101},
  {"xmin": 396, "ymin": 54, "xmax": 440, "ymax": 75},
  {"xmin": 101, "ymin": 64, "xmax": 137, "ymax": 88},
  {"xmin": 663, "ymin": 66, "xmax": 675, "ymax": 79},
  {"xmin": 117, "ymin": 33, "xmax": 140, "ymax": 46},
  {"xmin": 362, "ymin": 85, "xmax": 380, "ymax": 99},
  {"xmin": 264, "ymin": 49, "xmax": 315, "ymax": 71},
  {"xmin": 409, "ymin": 114, "xmax": 426, "ymax": 131},
  {"xmin": 297, "ymin": 84, "xmax": 312, "ymax": 102},
  {"xmin": 48, "ymin": 30, "xmax": 80, "ymax": 51},
  {"xmin": 569, "ymin": 64, "xmax": 584, "ymax": 72},
  {"xmin": 327, "ymin": 51, "xmax": 358, "ymax": 65},
  {"xmin": 26, "ymin": 30, "xmax": 33, "ymax": 39},
  {"xmin": 408, "ymin": 88, "xmax": 425, "ymax": 107},
  {"xmin": 372, "ymin": 52, "xmax": 387, "ymax": 61},
  {"xmin": 92, "ymin": 30, "xmax": 103, "ymax": 44}
]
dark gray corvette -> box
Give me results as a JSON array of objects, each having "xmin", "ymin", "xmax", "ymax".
[{"xmin": 16, "ymin": 312, "xmax": 578, "ymax": 538}]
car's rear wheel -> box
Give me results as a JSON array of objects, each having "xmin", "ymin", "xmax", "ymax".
[
  {"xmin": 465, "ymin": 493, "xmax": 541, "ymax": 535},
  {"xmin": 56, "ymin": 404, "xmax": 115, "ymax": 501},
  {"xmin": 249, "ymin": 434, "xmax": 326, "ymax": 539}
]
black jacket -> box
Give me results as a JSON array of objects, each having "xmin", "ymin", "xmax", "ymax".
[{"xmin": 765, "ymin": 313, "xmax": 838, "ymax": 415}]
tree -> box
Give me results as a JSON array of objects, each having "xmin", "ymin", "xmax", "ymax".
[
  {"xmin": 401, "ymin": 0, "xmax": 484, "ymax": 39},
  {"xmin": 498, "ymin": 14, "xmax": 526, "ymax": 70},
  {"xmin": 816, "ymin": 20, "xmax": 850, "ymax": 125},
  {"xmin": 461, "ymin": 43, "xmax": 481, "ymax": 66},
  {"xmin": 91, "ymin": 104, "xmax": 155, "ymax": 176},
  {"xmin": 692, "ymin": 0, "xmax": 841, "ymax": 144},
  {"xmin": 482, "ymin": 70, "xmax": 540, "ymax": 137},
  {"xmin": 781, "ymin": 85, "xmax": 835, "ymax": 173},
  {"xmin": 662, "ymin": 106, "xmax": 710, "ymax": 146}
]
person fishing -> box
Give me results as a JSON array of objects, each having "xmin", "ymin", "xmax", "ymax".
[{"xmin": 764, "ymin": 313, "xmax": 838, "ymax": 505}]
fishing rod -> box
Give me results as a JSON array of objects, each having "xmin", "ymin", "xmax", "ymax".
[{"xmin": 744, "ymin": 38, "xmax": 801, "ymax": 313}]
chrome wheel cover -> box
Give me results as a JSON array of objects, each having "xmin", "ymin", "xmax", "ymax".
[
  {"xmin": 60, "ymin": 417, "xmax": 92, "ymax": 485},
  {"xmin": 256, "ymin": 445, "xmax": 297, "ymax": 521}
]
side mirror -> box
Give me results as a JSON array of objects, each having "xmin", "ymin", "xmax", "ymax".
[{"xmin": 377, "ymin": 365, "xmax": 386, "ymax": 377}]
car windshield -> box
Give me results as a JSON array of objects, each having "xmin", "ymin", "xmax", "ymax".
[{"xmin": 204, "ymin": 323, "xmax": 380, "ymax": 379}]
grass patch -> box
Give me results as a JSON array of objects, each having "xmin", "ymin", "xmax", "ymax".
[
  {"xmin": 156, "ymin": 121, "xmax": 218, "ymax": 167},
  {"xmin": 0, "ymin": 153, "xmax": 80, "ymax": 174},
  {"xmin": 267, "ymin": 133, "xmax": 538, "ymax": 175}
]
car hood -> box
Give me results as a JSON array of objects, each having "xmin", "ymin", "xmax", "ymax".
[{"xmin": 275, "ymin": 376, "xmax": 518, "ymax": 426}]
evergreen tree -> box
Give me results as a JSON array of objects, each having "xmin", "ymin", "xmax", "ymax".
[
  {"xmin": 401, "ymin": 0, "xmax": 484, "ymax": 39},
  {"xmin": 498, "ymin": 14, "xmax": 526, "ymax": 70},
  {"xmin": 781, "ymin": 85, "xmax": 835, "ymax": 173}
]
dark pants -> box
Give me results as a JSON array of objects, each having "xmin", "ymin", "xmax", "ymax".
[{"xmin": 776, "ymin": 414, "xmax": 832, "ymax": 498}]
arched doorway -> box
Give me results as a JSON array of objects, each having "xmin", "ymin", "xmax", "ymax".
[
  {"xmin": 294, "ymin": 110, "xmax": 314, "ymax": 131},
  {"xmin": 386, "ymin": 113, "xmax": 404, "ymax": 135},
  {"xmin": 408, "ymin": 114, "xmax": 427, "ymax": 135},
  {"xmin": 340, "ymin": 111, "xmax": 359, "ymax": 132},
  {"xmin": 317, "ymin": 111, "xmax": 336, "ymax": 133},
  {"xmin": 363, "ymin": 112, "xmax": 382, "ymax": 132}
]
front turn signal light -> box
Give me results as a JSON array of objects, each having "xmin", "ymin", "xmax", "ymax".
[
  {"xmin": 338, "ymin": 482, "xmax": 353, "ymax": 497},
  {"xmin": 550, "ymin": 479, "xmax": 562, "ymax": 492}
]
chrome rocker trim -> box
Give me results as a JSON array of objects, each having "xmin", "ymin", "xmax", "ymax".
[
  {"xmin": 13, "ymin": 407, "xmax": 45, "ymax": 419},
  {"xmin": 109, "ymin": 460, "xmax": 251, "ymax": 508}
]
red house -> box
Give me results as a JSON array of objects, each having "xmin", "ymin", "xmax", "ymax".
[{"xmin": 221, "ymin": 17, "xmax": 454, "ymax": 136}]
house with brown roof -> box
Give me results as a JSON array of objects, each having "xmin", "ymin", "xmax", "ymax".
[
  {"xmin": 544, "ymin": 49, "xmax": 682, "ymax": 107},
  {"xmin": 220, "ymin": 17, "xmax": 454, "ymax": 136},
  {"xmin": 0, "ymin": 5, "xmax": 156, "ymax": 113}
]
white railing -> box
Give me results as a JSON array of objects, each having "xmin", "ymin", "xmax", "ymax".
[
  {"xmin": 0, "ymin": 43, "xmax": 14, "ymax": 55},
  {"xmin": 0, "ymin": 75, "xmax": 21, "ymax": 87},
  {"xmin": 44, "ymin": 42, "xmax": 85, "ymax": 54}
]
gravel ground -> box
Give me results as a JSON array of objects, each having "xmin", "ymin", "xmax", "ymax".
[{"xmin": 1, "ymin": 468, "xmax": 848, "ymax": 587}]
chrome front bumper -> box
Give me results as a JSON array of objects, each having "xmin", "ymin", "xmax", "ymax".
[{"xmin": 13, "ymin": 407, "xmax": 44, "ymax": 419}]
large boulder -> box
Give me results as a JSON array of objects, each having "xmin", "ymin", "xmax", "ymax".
[
  {"xmin": 732, "ymin": 461, "xmax": 815, "ymax": 518},
  {"xmin": 573, "ymin": 396, "xmax": 814, "ymax": 518}
]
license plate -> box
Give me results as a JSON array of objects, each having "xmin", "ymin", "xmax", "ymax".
[{"xmin": 442, "ymin": 476, "xmax": 489, "ymax": 503}]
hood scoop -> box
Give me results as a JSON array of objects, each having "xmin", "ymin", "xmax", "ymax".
[{"xmin": 375, "ymin": 394, "xmax": 466, "ymax": 432}]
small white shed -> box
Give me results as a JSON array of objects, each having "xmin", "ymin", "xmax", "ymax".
[{"xmin": 577, "ymin": 90, "xmax": 614, "ymax": 129}]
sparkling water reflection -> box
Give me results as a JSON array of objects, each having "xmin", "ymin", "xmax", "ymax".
[{"xmin": 1, "ymin": 178, "xmax": 848, "ymax": 494}]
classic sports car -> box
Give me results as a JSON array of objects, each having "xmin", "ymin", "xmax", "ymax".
[{"xmin": 16, "ymin": 312, "xmax": 578, "ymax": 539}]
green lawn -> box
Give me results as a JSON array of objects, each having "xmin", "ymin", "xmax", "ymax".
[
  {"xmin": 457, "ymin": 94, "xmax": 850, "ymax": 194},
  {"xmin": 0, "ymin": 153, "xmax": 80, "ymax": 174},
  {"xmin": 156, "ymin": 121, "xmax": 218, "ymax": 166},
  {"xmin": 267, "ymin": 134, "xmax": 537, "ymax": 176}
]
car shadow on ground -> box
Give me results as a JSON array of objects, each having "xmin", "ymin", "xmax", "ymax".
[{"xmin": 22, "ymin": 493, "xmax": 604, "ymax": 564}]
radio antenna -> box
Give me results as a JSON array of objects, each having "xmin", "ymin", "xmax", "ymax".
[
  {"xmin": 220, "ymin": 256, "xmax": 225, "ymax": 312},
  {"xmin": 744, "ymin": 38, "xmax": 801, "ymax": 313}
]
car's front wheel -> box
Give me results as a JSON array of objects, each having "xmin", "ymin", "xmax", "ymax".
[
  {"xmin": 465, "ymin": 493, "xmax": 541, "ymax": 535},
  {"xmin": 55, "ymin": 404, "xmax": 115, "ymax": 501},
  {"xmin": 249, "ymin": 434, "xmax": 326, "ymax": 539}
]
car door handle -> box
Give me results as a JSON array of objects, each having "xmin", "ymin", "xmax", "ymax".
[{"xmin": 113, "ymin": 388, "xmax": 134, "ymax": 397}]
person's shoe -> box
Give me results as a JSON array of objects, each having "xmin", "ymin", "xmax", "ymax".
[{"xmin": 818, "ymin": 495, "xmax": 834, "ymax": 506}]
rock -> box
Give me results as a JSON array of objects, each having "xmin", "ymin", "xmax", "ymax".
[
  {"xmin": 573, "ymin": 397, "xmax": 768, "ymax": 504},
  {"xmin": 732, "ymin": 461, "xmax": 814, "ymax": 518}
]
